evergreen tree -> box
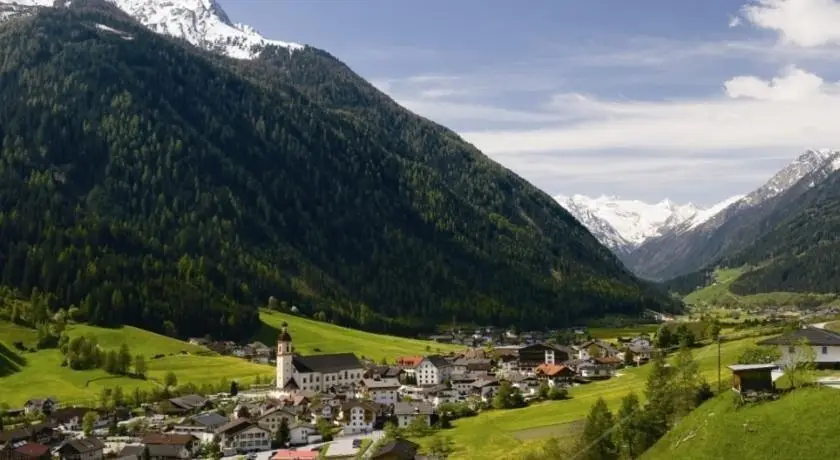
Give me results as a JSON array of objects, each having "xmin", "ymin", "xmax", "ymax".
[
  {"xmin": 671, "ymin": 345, "xmax": 700, "ymax": 421},
  {"xmin": 614, "ymin": 393, "xmax": 644, "ymax": 460},
  {"xmin": 117, "ymin": 344, "xmax": 132, "ymax": 375},
  {"xmin": 82, "ymin": 411, "xmax": 97, "ymax": 436},
  {"xmin": 134, "ymin": 354, "xmax": 147, "ymax": 378},
  {"xmin": 579, "ymin": 397, "xmax": 618, "ymax": 460},
  {"xmin": 642, "ymin": 351, "xmax": 672, "ymax": 440},
  {"xmin": 275, "ymin": 418, "xmax": 289, "ymax": 447},
  {"xmin": 164, "ymin": 371, "xmax": 178, "ymax": 388}
]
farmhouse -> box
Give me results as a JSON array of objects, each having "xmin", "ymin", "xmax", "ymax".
[
  {"xmin": 215, "ymin": 419, "xmax": 271, "ymax": 454},
  {"xmin": 274, "ymin": 323, "xmax": 364, "ymax": 395},
  {"xmin": 360, "ymin": 378, "xmax": 401, "ymax": 405},
  {"xmin": 56, "ymin": 437, "xmax": 105, "ymax": 460},
  {"xmin": 759, "ymin": 327, "xmax": 840, "ymax": 368},
  {"xmin": 393, "ymin": 402, "xmax": 434, "ymax": 428},
  {"xmin": 141, "ymin": 433, "xmax": 200, "ymax": 459},
  {"xmin": 414, "ymin": 355, "xmax": 453, "ymax": 386}
]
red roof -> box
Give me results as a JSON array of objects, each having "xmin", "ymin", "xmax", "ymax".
[
  {"xmin": 535, "ymin": 363, "xmax": 570, "ymax": 377},
  {"xmin": 396, "ymin": 356, "xmax": 423, "ymax": 367},
  {"xmin": 15, "ymin": 442, "xmax": 50, "ymax": 457},
  {"xmin": 271, "ymin": 450, "xmax": 319, "ymax": 460}
]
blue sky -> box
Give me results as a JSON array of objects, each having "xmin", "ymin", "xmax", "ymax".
[{"xmin": 221, "ymin": 0, "xmax": 840, "ymax": 206}]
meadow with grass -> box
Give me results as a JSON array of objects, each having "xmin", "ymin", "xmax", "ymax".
[
  {"xmin": 684, "ymin": 267, "xmax": 838, "ymax": 309},
  {"xmin": 256, "ymin": 310, "xmax": 463, "ymax": 362},
  {"xmin": 426, "ymin": 334, "xmax": 768, "ymax": 460}
]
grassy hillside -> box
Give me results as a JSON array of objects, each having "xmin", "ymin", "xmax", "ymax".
[
  {"xmin": 256, "ymin": 310, "xmax": 462, "ymax": 362},
  {"xmin": 431, "ymin": 335, "xmax": 765, "ymax": 459},
  {"xmin": 682, "ymin": 268, "xmax": 837, "ymax": 309},
  {"xmin": 643, "ymin": 387, "xmax": 840, "ymax": 460},
  {"xmin": 0, "ymin": 321, "xmax": 273, "ymax": 407}
]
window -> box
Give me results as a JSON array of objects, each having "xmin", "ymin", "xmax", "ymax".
[
  {"xmin": 789, "ymin": 346, "xmax": 795, "ymax": 353},
  {"xmin": 823, "ymin": 346, "xmax": 828, "ymax": 355}
]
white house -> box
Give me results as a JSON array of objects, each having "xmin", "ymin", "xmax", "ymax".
[
  {"xmin": 289, "ymin": 423, "xmax": 320, "ymax": 445},
  {"xmin": 576, "ymin": 341, "xmax": 619, "ymax": 360},
  {"xmin": 274, "ymin": 323, "xmax": 364, "ymax": 395},
  {"xmin": 215, "ymin": 419, "xmax": 271, "ymax": 454},
  {"xmin": 172, "ymin": 412, "xmax": 230, "ymax": 443},
  {"xmin": 470, "ymin": 379, "xmax": 500, "ymax": 402},
  {"xmin": 359, "ymin": 378, "xmax": 401, "ymax": 405},
  {"xmin": 393, "ymin": 401, "xmax": 434, "ymax": 428},
  {"xmin": 255, "ymin": 406, "xmax": 296, "ymax": 434},
  {"xmin": 759, "ymin": 327, "xmax": 840, "ymax": 367},
  {"xmin": 338, "ymin": 401, "xmax": 378, "ymax": 435},
  {"xmin": 415, "ymin": 355, "xmax": 453, "ymax": 386}
]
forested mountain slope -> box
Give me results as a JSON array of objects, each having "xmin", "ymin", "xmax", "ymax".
[{"xmin": 0, "ymin": 6, "xmax": 679, "ymax": 338}]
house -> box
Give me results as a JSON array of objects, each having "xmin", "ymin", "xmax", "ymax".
[
  {"xmin": 576, "ymin": 341, "xmax": 619, "ymax": 360},
  {"xmin": 629, "ymin": 335, "xmax": 652, "ymax": 348},
  {"xmin": 727, "ymin": 364, "xmax": 777, "ymax": 394},
  {"xmin": 171, "ymin": 412, "xmax": 229, "ymax": 443},
  {"xmin": 518, "ymin": 343, "xmax": 572, "ymax": 370},
  {"xmin": 141, "ymin": 433, "xmax": 199, "ymax": 459},
  {"xmin": 23, "ymin": 399, "xmax": 57, "ymax": 416},
  {"xmin": 187, "ymin": 337, "xmax": 210, "ymax": 347},
  {"xmin": 248, "ymin": 341, "xmax": 273, "ymax": 364},
  {"xmin": 48, "ymin": 407, "xmax": 98, "ymax": 431},
  {"xmin": 758, "ymin": 327, "xmax": 840, "ymax": 368},
  {"xmin": 275, "ymin": 324, "xmax": 364, "ymax": 394},
  {"xmin": 508, "ymin": 374, "xmax": 540, "ymax": 396},
  {"xmin": 415, "ymin": 355, "xmax": 453, "ymax": 386},
  {"xmin": 471, "ymin": 379, "xmax": 500, "ymax": 402},
  {"xmin": 0, "ymin": 423, "xmax": 58, "ymax": 447},
  {"xmin": 627, "ymin": 344, "xmax": 655, "ymax": 364},
  {"xmin": 288, "ymin": 423, "xmax": 320, "ymax": 445},
  {"xmin": 450, "ymin": 375, "xmax": 478, "ymax": 397},
  {"xmin": 338, "ymin": 401, "xmax": 378, "ymax": 434},
  {"xmin": 255, "ymin": 406, "xmax": 297, "ymax": 434},
  {"xmin": 271, "ymin": 450, "xmax": 320, "ymax": 460},
  {"xmin": 12, "ymin": 443, "xmax": 51, "ymax": 460},
  {"xmin": 360, "ymin": 378, "xmax": 401, "ymax": 405},
  {"xmin": 167, "ymin": 395, "xmax": 211, "ymax": 413},
  {"xmin": 429, "ymin": 335, "xmax": 454, "ymax": 344},
  {"xmin": 371, "ymin": 439, "xmax": 420, "ymax": 460},
  {"xmin": 308, "ymin": 402, "xmax": 335, "ymax": 423},
  {"xmin": 575, "ymin": 361, "xmax": 614, "ymax": 379},
  {"xmin": 215, "ymin": 419, "xmax": 271, "ymax": 454},
  {"xmin": 451, "ymin": 358, "xmax": 492, "ymax": 374},
  {"xmin": 393, "ymin": 402, "xmax": 434, "ymax": 428},
  {"xmin": 56, "ymin": 437, "xmax": 105, "ymax": 460},
  {"xmin": 534, "ymin": 363, "xmax": 573, "ymax": 385}
]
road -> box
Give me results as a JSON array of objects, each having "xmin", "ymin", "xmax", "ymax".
[{"xmin": 812, "ymin": 322, "xmax": 829, "ymax": 329}]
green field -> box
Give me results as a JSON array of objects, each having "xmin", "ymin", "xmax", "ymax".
[
  {"xmin": 643, "ymin": 387, "xmax": 840, "ymax": 459},
  {"xmin": 433, "ymin": 335, "xmax": 766, "ymax": 459},
  {"xmin": 0, "ymin": 321, "xmax": 273, "ymax": 407},
  {"xmin": 256, "ymin": 310, "xmax": 463, "ymax": 362},
  {"xmin": 589, "ymin": 325, "xmax": 660, "ymax": 340},
  {"xmin": 684, "ymin": 268, "xmax": 838, "ymax": 309}
]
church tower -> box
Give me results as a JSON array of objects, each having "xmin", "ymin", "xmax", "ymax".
[{"xmin": 276, "ymin": 322, "xmax": 294, "ymax": 390}]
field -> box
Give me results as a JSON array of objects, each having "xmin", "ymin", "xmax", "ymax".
[
  {"xmin": 256, "ymin": 310, "xmax": 463, "ymax": 362},
  {"xmin": 432, "ymin": 335, "xmax": 767, "ymax": 460},
  {"xmin": 684, "ymin": 268, "xmax": 838, "ymax": 309},
  {"xmin": 588, "ymin": 325, "xmax": 660, "ymax": 340},
  {"xmin": 643, "ymin": 387, "xmax": 840, "ymax": 459},
  {"xmin": 0, "ymin": 321, "xmax": 273, "ymax": 407}
]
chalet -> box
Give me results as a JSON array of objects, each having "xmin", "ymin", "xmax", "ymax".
[
  {"xmin": 508, "ymin": 374, "xmax": 540, "ymax": 396},
  {"xmin": 759, "ymin": 327, "xmax": 840, "ymax": 368},
  {"xmin": 450, "ymin": 375, "xmax": 477, "ymax": 397},
  {"xmin": 471, "ymin": 379, "xmax": 500, "ymax": 402},
  {"xmin": 167, "ymin": 395, "xmax": 210, "ymax": 414},
  {"xmin": 172, "ymin": 412, "xmax": 229, "ymax": 443},
  {"xmin": 0, "ymin": 423, "xmax": 58, "ymax": 448},
  {"xmin": 56, "ymin": 437, "xmax": 105, "ymax": 460},
  {"xmin": 576, "ymin": 341, "xmax": 619, "ymax": 360},
  {"xmin": 371, "ymin": 439, "xmax": 420, "ymax": 460},
  {"xmin": 627, "ymin": 344, "xmax": 655, "ymax": 364},
  {"xmin": 288, "ymin": 423, "xmax": 320, "ymax": 445},
  {"xmin": 571, "ymin": 360, "xmax": 615, "ymax": 379},
  {"xmin": 360, "ymin": 378, "xmax": 401, "ymax": 405},
  {"xmin": 141, "ymin": 433, "xmax": 199, "ymax": 459},
  {"xmin": 23, "ymin": 399, "xmax": 57, "ymax": 416},
  {"xmin": 727, "ymin": 364, "xmax": 777, "ymax": 394},
  {"xmin": 415, "ymin": 355, "xmax": 453, "ymax": 386},
  {"xmin": 215, "ymin": 419, "xmax": 271, "ymax": 454},
  {"xmin": 393, "ymin": 402, "xmax": 434, "ymax": 428},
  {"xmin": 48, "ymin": 407, "xmax": 98, "ymax": 431},
  {"xmin": 255, "ymin": 406, "xmax": 296, "ymax": 434},
  {"xmin": 338, "ymin": 401, "xmax": 378, "ymax": 434},
  {"xmin": 534, "ymin": 363, "xmax": 573, "ymax": 385},
  {"xmin": 518, "ymin": 343, "xmax": 572, "ymax": 369},
  {"xmin": 451, "ymin": 358, "xmax": 492, "ymax": 374}
]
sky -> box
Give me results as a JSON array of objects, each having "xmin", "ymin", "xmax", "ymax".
[{"xmin": 220, "ymin": 0, "xmax": 840, "ymax": 206}]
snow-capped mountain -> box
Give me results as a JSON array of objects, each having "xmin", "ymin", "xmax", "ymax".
[
  {"xmin": 738, "ymin": 148, "xmax": 837, "ymax": 208},
  {"xmin": 555, "ymin": 194, "xmax": 735, "ymax": 254},
  {"xmin": 0, "ymin": 0, "xmax": 303, "ymax": 59}
]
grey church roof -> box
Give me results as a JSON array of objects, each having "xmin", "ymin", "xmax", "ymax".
[{"xmin": 292, "ymin": 353, "xmax": 362, "ymax": 373}]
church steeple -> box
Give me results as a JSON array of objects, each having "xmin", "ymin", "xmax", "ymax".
[{"xmin": 276, "ymin": 322, "xmax": 294, "ymax": 391}]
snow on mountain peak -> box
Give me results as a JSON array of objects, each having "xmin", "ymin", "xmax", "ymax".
[
  {"xmin": 740, "ymin": 148, "xmax": 839, "ymax": 206},
  {"xmin": 0, "ymin": 0, "xmax": 303, "ymax": 59}
]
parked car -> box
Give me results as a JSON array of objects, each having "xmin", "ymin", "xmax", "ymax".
[{"xmin": 352, "ymin": 439, "xmax": 362, "ymax": 448}]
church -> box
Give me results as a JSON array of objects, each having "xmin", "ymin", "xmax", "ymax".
[{"xmin": 274, "ymin": 322, "xmax": 365, "ymax": 395}]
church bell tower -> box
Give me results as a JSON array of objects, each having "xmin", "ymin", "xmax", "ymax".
[{"xmin": 276, "ymin": 322, "xmax": 293, "ymax": 390}]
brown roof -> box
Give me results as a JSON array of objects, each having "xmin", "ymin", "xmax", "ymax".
[
  {"xmin": 215, "ymin": 419, "xmax": 269, "ymax": 436},
  {"xmin": 593, "ymin": 356, "xmax": 622, "ymax": 365},
  {"xmin": 14, "ymin": 443, "xmax": 50, "ymax": 457},
  {"xmin": 535, "ymin": 363, "xmax": 571, "ymax": 377},
  {"xmin": 395, "ymin": 356, "xmax": 423, "ymax": 367},
  {"xmin": 142, "ymin": 433, "xmax": 196, "ymax": 446},
  {"xmin": 59, "ymin": 437, "xmax": 105, "ymax": 455}
]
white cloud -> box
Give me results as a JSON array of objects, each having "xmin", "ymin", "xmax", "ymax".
[
  {"xmin": 742, "ymin": 0, "xmax": 840, "ymax": 47},
  {"xmin": 460, "ymin": 66, "xmax": 840, "ymax": 155},
  {"xmin": 729, "ymin": 15, "xmax": 742, "ymax": 27}
]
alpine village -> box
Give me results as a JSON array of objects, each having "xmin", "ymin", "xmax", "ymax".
[{"xmin": 1, "ymin": 1, "xmax": 839, "ymax": 459}]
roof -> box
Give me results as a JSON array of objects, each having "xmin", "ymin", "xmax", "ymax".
[
  {"xmin": 419, "ymin": 355, "xmax": 450, "ymax": 368},
  {"xmin": 628, "ymin": 344, "xmax": 655, "ymax": 353},
  {"xmin": 14, "ymin": 443, "xmax": 50, "ymax": 457},
  {"xmin": 395, "ymin": 356, "xmax": 423, "ymax": 367},
  {"xmin": 593, "ymin": 356, "xmax": 622, "ymax": 365},
  {"xmin": 372, "ymin": 439, "xmax": 420, "ymax": 459},
  {"xmin": 471, "ymin": 378, "xmax": 500, "ymax": 388},
  {"xmin": 362, "ymin": 378, "xmax": 401, "ymax": 389},
  {"xmin": 0, "ymin": 423, "xmax": 55, "ymax": 443},
  {"xmin": 117, "ymin": 445, "xmax": 144, "ymax": 458},
  {"xmin": 147, "ymin": 444, "xmax": 185, "ymax": 458},
  {"xmin": 393, "ymin": 402, "xmax": 435, "ymax": 416},
  {"xmin": 168, "ymin": 394, "xmax": 208, "ymax": 410},
  {"xmin": 758, "ymin": 327, "xmax": 840, "ymax": 346},
  {"xmin": 279, "ymin": 322, "xmax": 292, "ymax": 342},
  {"xmin": 215, "ymin": 419, "xmax": 269, "ymax": 436},
  {"xmin": 48, "ymin": 407, "xmax": 96, "ymax": 423},
  {"xmin": 535, "ymin": 363, "xmax": 570, "ymax": 377},
  {"xmin": 728, "ymin": 364, "xmax": 779, "ymax": 372},
  {"xmin": 190, "ymin": 412, "xmax": 229, "ymax": 428},
  {"xmin": 58, "ymin": 437, "xmax": 105, "ymax": 454},
  {"xmin": 292, "ymin": 353, "xmax": 362, "ymax": 373},
  {"xmin": 142, "ymin": 433, "xmax": 197, "ymax": 446},
  {"xmin": 271, "ymin": 450, "xmax": 319, "ymax": 460}
]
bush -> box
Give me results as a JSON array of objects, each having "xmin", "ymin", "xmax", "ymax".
[{"xmin": 548, "ymin": 386, "xmax": 568, "ymax": 400}]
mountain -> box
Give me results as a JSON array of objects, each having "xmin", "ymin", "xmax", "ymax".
[
  {"xmin": 0, "ymin": 1, "xmax": 679, "ymax": 339},
  {"xmin": 627, "ymin": 149, "xmax": 840, "ymax": 281},
  {"xmin": 555, "ymin": 194, "xmax": 736, "ymax": 256}
]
